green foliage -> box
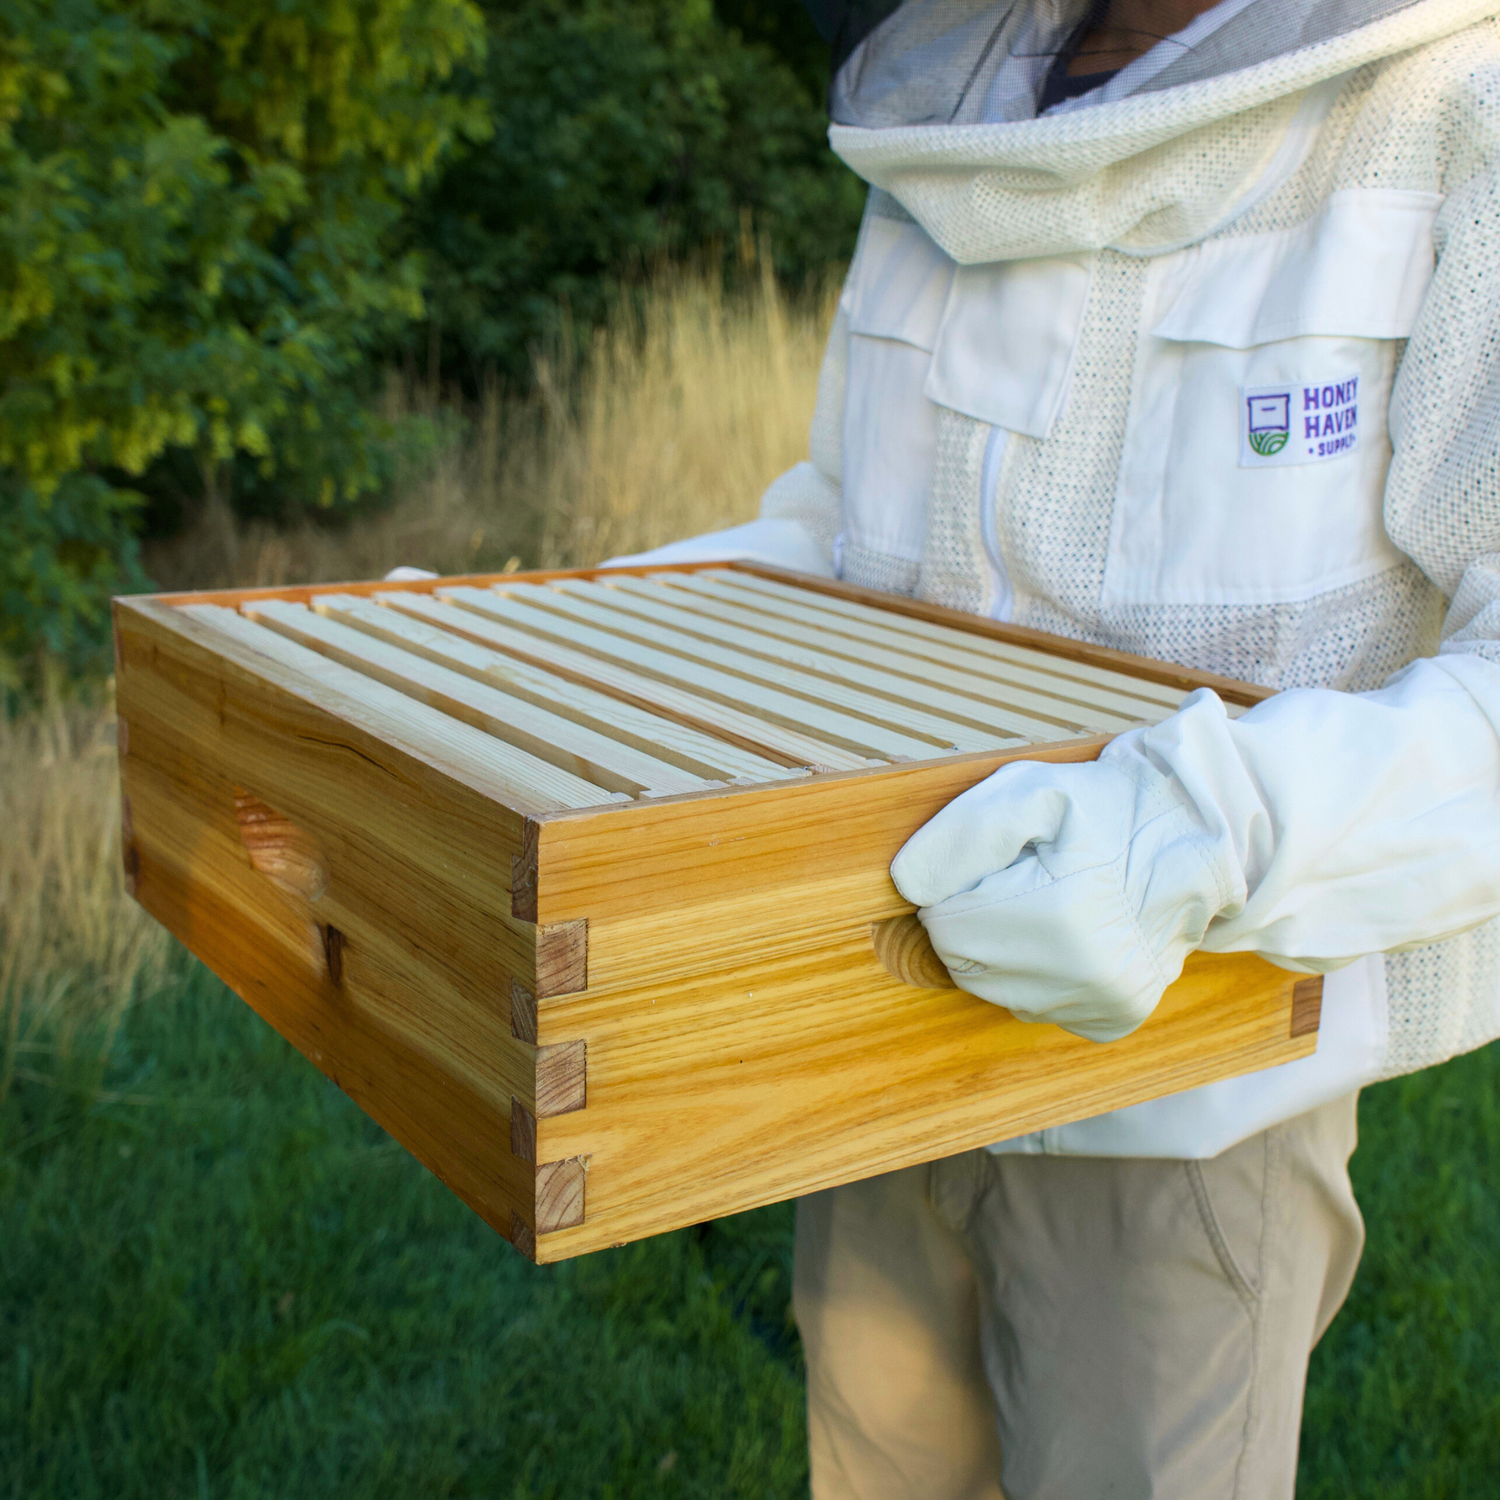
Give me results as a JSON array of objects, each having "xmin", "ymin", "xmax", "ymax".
[
  {"xmin": 0, "ymin": 0, "xmax": 487, "ymax": 672},
  {"xmin": 2, "ymin": 952, "xmax": 1498, "ymax": 1494},
  {"xmin": 413, "ymin": 0, "xmax": 864, "ymax": 383},
  {"xmin": 0, "ymin": 474, "xmax": 149, "ymax": 678},
  {"xmin": 714, "ymin": 0, "xmax": 836, "ymax": 103}
]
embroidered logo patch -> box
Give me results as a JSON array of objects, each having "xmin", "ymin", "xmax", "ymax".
[{"xmin": 1241, "ymin": 377, "xmax": 1359, "ymax": 468}]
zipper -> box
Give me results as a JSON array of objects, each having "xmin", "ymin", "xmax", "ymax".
[{"xmin": 980, "ymin": 426, "xmax": 1015, "ymax": 621}]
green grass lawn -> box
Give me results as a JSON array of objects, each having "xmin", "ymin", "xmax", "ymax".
[{"xmin": 2, "ymin": 961, "xmax": 1497, "ymax": 1498}]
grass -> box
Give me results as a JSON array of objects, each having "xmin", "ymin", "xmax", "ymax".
[
  {"xmin": 0, "ymin": 965, "xmax": 807, "ymax": 1500},
  {"xmin": 1298, "ymin": 1050, "xmax": 1500, "ymax": 1495},
  {"xmin": 4, "ymin": 266, "xmax": 1499, "ymax": 1495},
  {"xmin": 142, "ymin": 260, "xmax": 835, "ymax": 594}
]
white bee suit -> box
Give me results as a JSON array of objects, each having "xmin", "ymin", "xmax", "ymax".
[{"xmin": 740, "ymin": 0, "xmax": 1500, "ymax": 1158}]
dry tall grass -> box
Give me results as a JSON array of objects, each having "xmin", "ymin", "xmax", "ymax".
[
  {"xmin": 0, "ymin": 696, "xmax": 174, "ymax": 1100},
  {"xmin": 3, "ymin": 266, "xmax": 834, "ymax": 1097},
  {"xmin": 144, "ymin": 262, "xmax": 836, "ymax": 591}
]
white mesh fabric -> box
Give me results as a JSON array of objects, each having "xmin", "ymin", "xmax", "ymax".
[
  {"xmin": 842, "ymin": 542, "xmax": 923, "ymax": 593},
  {"xmin": 1384, "ymin": 920, "xmax": 1500, "ymax": 1077},
  {"xmin": 829, "ymin": 0, "xmax": 1441, "ymax": 127},
  {"xmin": 915, "ymin": 407, "xmax": 991, "ymax": 614},
  {"xmin": 759, "ymin": 462, "xmax": 843, "ymax": 567},
  {"xmin": 995, "ymin": 251, "xmax": 1145, "ymax": 623}
]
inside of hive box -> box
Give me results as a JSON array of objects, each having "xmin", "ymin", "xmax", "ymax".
[{"xmin": 173, "ymin": 568, "xmax": 1198, "ymax": 815}]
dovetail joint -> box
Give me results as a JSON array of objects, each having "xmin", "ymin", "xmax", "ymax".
[
  {"xmin": 1290, "ymin": 976, "xmax": 1323, "ymax": 1038},
  {"xmin": 511, "ymin": 819, "xmax": 540, "ymax": 922},
  {"xmin": 535, "ymin": 1157, "xmax": 586, "ymax": 1234},
  {"xmin": 509, "ymin": 1211, "xmax": 537, "ymax": 1261},
  {"xmin": 510, "ymin": 977, "xmax": 538, "ymax": 1044},
  {"xmin": 536, "ymin": 1040, "xmax": 586, "ymax": 1117},
  {"xmin": 510, "ymin": 1098, "xmax": 537, "ymax": 1163}
]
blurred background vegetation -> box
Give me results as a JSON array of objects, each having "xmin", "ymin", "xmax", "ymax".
[{"xmin": 0, "ymin": 0, "xmax": 861, "ymax": 686}]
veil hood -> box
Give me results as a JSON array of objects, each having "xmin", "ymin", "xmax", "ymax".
[{"xmin": 821, "ymin": 0, "xmax": 1499, "ymax": 257}]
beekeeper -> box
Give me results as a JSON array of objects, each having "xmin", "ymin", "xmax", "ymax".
[{"xmin": 607, "ymin": 0, "xmax": 1500, "ymax": 1493}]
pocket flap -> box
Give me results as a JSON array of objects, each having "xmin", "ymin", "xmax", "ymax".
[
  {"xmin": 924, "ymin": 254, "xmax": 1094, "ymax": 440},
  {"xmin": 847, "ymin": 214, "xmax": 955, "ymax": 352},
  {"xmin": 1152, "ymin": 189, "xmax": 1442, "ymax": 348}
]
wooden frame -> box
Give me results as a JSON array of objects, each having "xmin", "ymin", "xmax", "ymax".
[{"xmin": 114, "ymin": 562, "xmax": 1314, "ymax": 1263}]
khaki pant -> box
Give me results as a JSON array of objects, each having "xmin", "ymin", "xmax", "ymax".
[{"xmin": 794, "ymin": 1094, "xmax": 1363, "ymax": 1500}]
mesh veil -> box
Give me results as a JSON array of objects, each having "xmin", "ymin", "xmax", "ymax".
[{"xmin": 823, "ymin": 0, "xmax": 1435, "ymax": 125}]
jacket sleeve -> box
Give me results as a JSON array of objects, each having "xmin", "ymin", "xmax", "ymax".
[
  {"xmin": 757, "ymin": 299, "xmax": 849, "ymax": 569},
  {"xmin": 1386, "ymin": 146, "xmax": 1500, "ymax": 653}
]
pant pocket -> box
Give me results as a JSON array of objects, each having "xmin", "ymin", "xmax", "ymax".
[
  {"xmin": 927, "ymin": 1149, "xmax": 991, "ymax": 1236},
  {"xmin": 1186, "ymin": 1158, "xmax": 1261, "ymax": 1305}
]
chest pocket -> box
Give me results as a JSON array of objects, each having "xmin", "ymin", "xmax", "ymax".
[
  {"xmin": 841, "ymin": 213, "xmax": 954, "ymax": 567},
  {"xmin": 1101, "ymin": 189, "xmax": 1442, "ymax": 609}
]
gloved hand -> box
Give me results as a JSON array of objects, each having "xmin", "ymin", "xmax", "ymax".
[
  {"xmin": 601, "ymin": 517, "xmax": 834, "ymax": 576},
  {"xmin": 891, "ymin": 706, "xmax": 1241, "ymax": 1041},
  {"xmin": 892, "ymin": 659, "xmax": 1500, "ymax": 1043}
]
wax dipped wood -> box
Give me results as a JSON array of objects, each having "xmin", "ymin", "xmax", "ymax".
[{"xmin": 114, "ymin": 561, "xmax": 1313, "ymax": 1263}]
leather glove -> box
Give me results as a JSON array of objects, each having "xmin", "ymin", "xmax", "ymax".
[{"xmin": 892, "ymin": 658, "xmax": 1500, "ymax": 1043}]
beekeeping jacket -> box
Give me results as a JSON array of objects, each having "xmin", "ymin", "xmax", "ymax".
[{"xmin": 631, "ymin": 0, "xmax": 1500, "ymax": 1156}]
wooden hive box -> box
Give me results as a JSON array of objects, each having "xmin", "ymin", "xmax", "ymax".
[{"xmin": 112, "ymin": 563, "xmax": 1321, "ymax": 1262}]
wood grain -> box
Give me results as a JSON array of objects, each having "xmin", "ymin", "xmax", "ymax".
[
  {"xmin": 117, "ymin": 718, "xmax": 540, "ymax": 1250},
  {"xmin": 536, "ymin": 1040, "xmax": 587, "ymax": 1117},
  {"xmin": 536, "ymin": 920, "xmax": 589, "ymax": 998},
  {"xmin": 382, "ymin": 591, "xmax": 865, "ymax": 773},
  {"xmin": 871, "ymin": 913, "xmax": 954, "ymax": 989},
  {"xmin": 114, "ymin": 597, "xmax": 542, "ymax": 1000},
  {"xmin": 477, "ymin": 583, "xmax": 957, "ymax": 761},
  {"xmin": 1291, "ymin": 976, "xmax": 1325, "ymax": 1037},
  {"xmin": 510, "ymin": 979, "xmax": 538, "ymax": 1044},
  {"xmin": 553, "ymin": 578, "xmax": 1043, "ymax": 747},
  {"xmin": 530, "ymin": 939, "xmax": 1313, "ymax": 1259},
  {"xmin": 527, "ymin": 737, "xmax": 1113, "ymax": 929},
  {"xmin": 146, "ymin": 557, "xmax": 1276, "ymax": 709},
  {"xmin": 536, "ymin": 1159, "xmax": 587, "ymax": 1234},
  {"xmin": 244, "ymin": 598, "xmax": 702, "ymax": 798},
  {"xmin": 143, "ymin": 559, "xmax": 728, "ymax": 610},
  {"xmin": 665, "ymin": 571, "xmax": 1177, "ymax": 722},
  {"xmin": 182, "ymin": 603, "xmax": 616, "ymax": 813},
  {"xmin": 598, "ymin": 575, "xmax": 1132, "ymax": 738},
  {"xmin": 710, "ymin": 570, "xmax": 1188, "ymax": 711},
  {"xmin": 509, "ymin": 1213, "xmax": 537, "ymax": 1260},
  {"xmin": 314, "ymin": 591, "xmax": 793, "ymax": 783},
  {"xmin": 118, "ymin": 678, "xmax": 538, "ymax": 1115},
  {"xmin": 511, "ymin": 819, "xmax": 540, "ymax": 923},
  {"xmin": 510, "ymin": 1100, "xmax": 537, "ymax": 1163},
  {"xmin": 234, "ymin": 791, "xmax": 329, "ymax": 901}
]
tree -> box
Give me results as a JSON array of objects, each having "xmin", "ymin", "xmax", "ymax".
[{"xmin": 0, "ymin": 0, "xmax": 487, "ymax": 675}]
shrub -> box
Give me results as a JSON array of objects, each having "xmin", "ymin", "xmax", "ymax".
[
  {"xmin": 0, "ymin": 0, "xmax": 487, "ymax": 675},
  {"xmin": 411, "ymin": 0, "xmax": 863, "ymax": 385}
]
